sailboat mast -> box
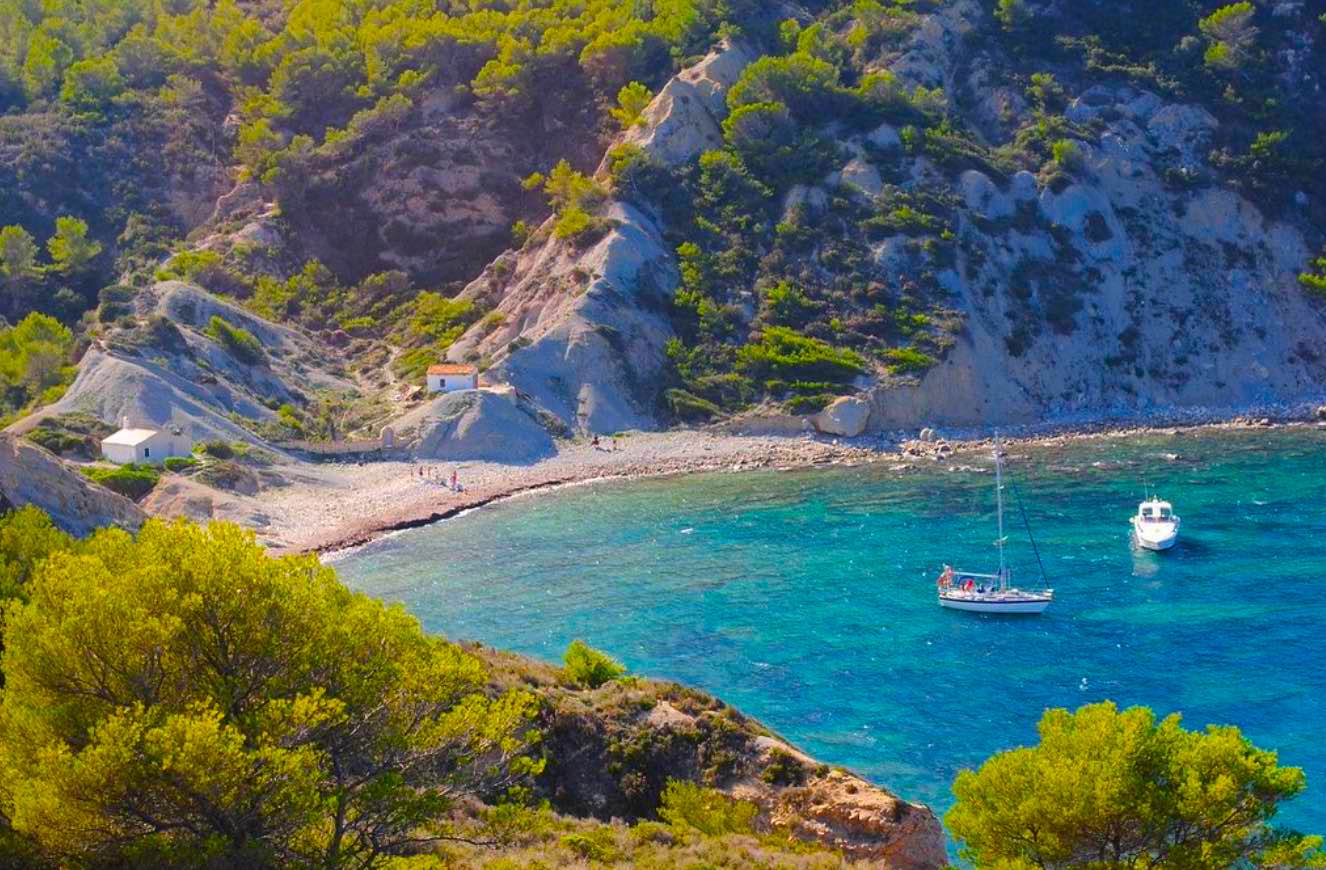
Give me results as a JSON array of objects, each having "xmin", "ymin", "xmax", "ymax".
[{"xmin": 995, "ymin": 436, "xmax": 1007, "ymax": 590}]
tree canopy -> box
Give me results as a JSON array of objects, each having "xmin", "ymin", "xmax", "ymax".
[
  {"xmin": 947, "ymin": 701, "xmax": 1325, "ymax": 869},
  {"xmin": 0, "ymin": 517, "xmax": 542, "ymax": 867}
]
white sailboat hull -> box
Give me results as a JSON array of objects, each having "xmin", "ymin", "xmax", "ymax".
[{"xmin": 938, "ymin": 590, "xmax": 1054, "ymax": 614}]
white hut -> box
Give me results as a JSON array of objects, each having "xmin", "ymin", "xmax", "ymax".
[
  {"xmin": 426, "ymin": 364, "xmax": 479, "ymax": 393},
  {"xmin": 100, "ymin": 421, "xmax": 191, "ymax": 465}
]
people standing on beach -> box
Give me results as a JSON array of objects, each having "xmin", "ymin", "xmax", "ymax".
[{"xmin": 450, "ymin": 469, "xmax": 458, "ymax": 491}]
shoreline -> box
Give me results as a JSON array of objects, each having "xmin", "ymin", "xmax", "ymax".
[{"xmin": 283, "ymin": 404, "xmax": 1326, "ymax": 559}]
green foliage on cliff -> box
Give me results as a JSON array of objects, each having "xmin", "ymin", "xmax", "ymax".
[
  {"xmin": 204, "ymin": 314, "xmax": 265, "ymax": 365},
  {"xmin": 947, "ymin": 701, "xmax": 1324, "ymax": 869},
  {"xmin": 0, "ymin": 312, "xmax": 77, "ymax": 422},
  {"xmin": 562, "ymin": 639, "xmax": 627, "ymax": 689}
]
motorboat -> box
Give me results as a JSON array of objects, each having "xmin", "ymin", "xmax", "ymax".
[{"xmin": 1131, "ymin": 497, "xmax": 1179, "ymax": 551}]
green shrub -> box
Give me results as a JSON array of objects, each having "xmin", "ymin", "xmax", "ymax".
[
  {"xmin": 1298, "ymin": 248, "xmax": 1326, "ymax": 297},
  {"xmin": 737, "ymin": 327, "xmax": 866, "ymax": 383},
  {"xmin": 666, "ymin": 388, "xmax": 722, "ymax": 422},
  {"xmin": 761, "ymin": 747, "xmax": 808, "ymax": 785},
  {"xmin": 163, "ymin": 456, "xmax": 198, "ymax": 473},
  {"xmin": 562, "ymin": 639, "xmax": 626, "ymax": 689},
  {"xmin": 204, "ymin": 316, "xmax": 264, "ymax": 365},
  {"xmin": 81, "ymin": 463, "xmax": 160, "ymax": 501},
  {"xmin": 199, "ymin": 440, "xmax": 236, "ymax": 460},
  {"xmin": 560, "ymin": 828, "xmax": 618, "ymax": 861},
  {"xmin": 786, "ymin": 393, "xmax": 834, "ymax": 414},
  {"xmin": 880, "ymin": 346, "xmax": 936, "ymax": 375},
  {"xmin": 1051, "ymin": 139, "xmax": 1084, "ymax": 173},
  {"xmin": 657, "ymin": 780, "xmax": 758, "ymax": 837}
]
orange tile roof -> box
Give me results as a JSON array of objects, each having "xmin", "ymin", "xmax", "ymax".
[{"xmin": 427, "ymin": 364, "xmax": 478, "ymax": 376}]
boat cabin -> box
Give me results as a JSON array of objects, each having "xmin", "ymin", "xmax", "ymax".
[{"xmin": 1137, "ymin": 500, "xmax": 1174, "ymax": 523}]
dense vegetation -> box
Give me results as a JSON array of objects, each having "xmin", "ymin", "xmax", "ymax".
[
  {"xmin": 947, "ymin": 701, "xmax": 1325, "ymax": 868},
  {"xmin": 595, "ymin": 0, "xmax": 1326, "ymax": 420},
  {"xmin": 0, "ymin": 0, "xmax": 763, "ymax": 331},
  {"xmin": 0, "ymin": 508, "xmax": 872, "ymax": 868}
]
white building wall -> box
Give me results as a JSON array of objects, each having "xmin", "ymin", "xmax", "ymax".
[
  {"xmin": 426, "ymin": 373, "xmax": 478, "ymax": 393},
  {"xmin": 101, "ymin": 443, "xmax": 141, "ymax": 465}
]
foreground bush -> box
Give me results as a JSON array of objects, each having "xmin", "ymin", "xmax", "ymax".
[
  {"xmin": 0, "ymin": 519, "xmax": 541, "ymax": 867},
  {"xmin": 947, "ymin": 701, "xmax": 1324, "ymax": 868}
]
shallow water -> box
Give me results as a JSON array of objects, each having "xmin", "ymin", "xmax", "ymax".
[{"xmin": 336, "ymin": 428, "xmax": 1326, "ymax": 832}]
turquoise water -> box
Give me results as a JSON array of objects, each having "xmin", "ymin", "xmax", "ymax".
[{"xmin": 335, "ymin": 429, "xmax": 1326, "ymax": 832}]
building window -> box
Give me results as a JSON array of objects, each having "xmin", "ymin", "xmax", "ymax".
[{"xmin": 144, "ymin": 447, "xmax": 151, "ymax": 458}]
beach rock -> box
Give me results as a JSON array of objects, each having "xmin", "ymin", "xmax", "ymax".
[
  {"xmin": 1315, "ymin": 405, "xmax": 1326, "ymax": 420},
  {"xmin": 814, "ymin": 397, "xmax": 872, "ymax": 437},
  {"xmin": 0, "ymin": 434, "xmax": 145, "ymax": 536},
  {"xmin": 919, "ymin": 427, "xmax": 936, "ymax": 442},
  {"xmin": 396, "ymin": 387, "xmax": 556, "ymax": 463}
]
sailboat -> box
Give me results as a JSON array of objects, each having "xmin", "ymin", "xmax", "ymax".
[{"xmin": 936, "ymin": 438, "xmax": 1054, "ymax": 614}]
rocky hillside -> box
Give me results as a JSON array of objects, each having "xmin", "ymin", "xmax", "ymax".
[{"xmin": 4, "ymin": 0, "xmax": 1323, "ymax": 449}]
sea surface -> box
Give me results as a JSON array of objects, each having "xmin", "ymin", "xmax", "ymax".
[{"xmin": 335, "ymin": 428, "xmax": 1326, "ymax": 833}]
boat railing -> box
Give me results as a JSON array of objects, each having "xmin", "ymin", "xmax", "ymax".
[{"xmin": 950, "ymin": 570, "xmax": 1001, "ymax": 580}]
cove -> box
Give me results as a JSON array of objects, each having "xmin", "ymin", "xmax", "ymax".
[{"xmin": 335, "ymin": 428, "xmax": 1326, "ymax": 831}]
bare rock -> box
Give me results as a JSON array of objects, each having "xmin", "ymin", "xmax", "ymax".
[
  {"xmin": 0, "ymin": 434, "xmax": 145, "ymax": 536},
  {"xmin": 395, "ymin": 387, "xmax": 555, "ymax": 463},
  {"xmin": 841, "ymin": 157, "xmax": 884, "ymax": 198},
  {"xmin": 960, "ymin": 169, "xmax": 1013, "ymax": 219},
  {"xmin": 1147, "ymin": 104, "xmax": 1218, "ymax": 162},
  {"xmin": 814, "ymin": 397, "xmax": 872, "ymax": 437},
  {"xmin": 617, "ymin": 40, "xmax": 756, "ymax": 167}
]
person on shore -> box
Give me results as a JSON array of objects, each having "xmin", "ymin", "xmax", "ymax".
[
  {"xmin": 450, "ymin": 469, "xmax": 458, "ymax": 491},
  {"xmin": 591, "ymin": 435, "xmax": 600, "ymax": 450}
]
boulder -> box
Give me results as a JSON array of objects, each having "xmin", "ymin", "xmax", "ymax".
[
  {"xmin": 867, "ymin": 122, "xmax": 902, "ymax": 150},
  {"xmin": 919, "ymin": 427, "xmax": 936, "ymax": 442},
  {"xmin": 1315, "ymin": 405, "xmax": 1326, "ymax": 421},
  {"xmin": 813, "ymin": 397, "xmax": 872, "ymax": 437},
  {"xmin": 959, "ymin": 170, "xmax": 1013, "ymax": 219},
  {"xmin": 1009, "ymin": 170, "xmax": 1039, "ymax": 201},
  {"xmin": 0, "ymin": 434, "xmax": 145, "ymax": 536},
  {"xmin": 396, "ymin": 387, "xmax": 556, "ymax": 463}
]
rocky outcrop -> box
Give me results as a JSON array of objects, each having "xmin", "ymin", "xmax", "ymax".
[
  {"xmin": 478, "ymin": 647, "xmax": 947, "ymax": 868},
  {"xmin": 612, "ymin": 41, "xmax": 757, "ymax": 168},
  {"xmin": 814, "ymin": 396, "xmax": 873, "ymax": 437},
  {"xmin": 16, "ymin": 281, "xmax": 356, "ymax": 448},
  {"xmin": 0, "ymin": 435, "xmax": 144, "ymax": 536},
  {"xmin": 393, "ymin": 387, "xmax": 556, "ymax": 462},
  {"xmin": 449, "ymin": 202, "xmax": 681, "ymax": 434}
]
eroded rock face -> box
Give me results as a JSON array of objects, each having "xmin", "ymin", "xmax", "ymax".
[
  {"xmin": 614, "ymin": 41, "xmax": 757, "ymax": 167},
  {"xmin": 814, "ymin": 396, "xmax": 873, "ymax": 437},
  {"xmin": 450, "ymin": 202, "xmax": 681, "ymax": 434},
  {"xmin": 394, "ymin": 387, "xmax": 556, "ymax": 462},
  {"xmin": 0, "ymin": 435, "xmax": 144, "ymax": 536}
]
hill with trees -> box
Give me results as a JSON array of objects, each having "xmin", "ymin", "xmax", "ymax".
[{"xmin": 1, "ymin": 0, "xmax": 1324, "ymax": 436}]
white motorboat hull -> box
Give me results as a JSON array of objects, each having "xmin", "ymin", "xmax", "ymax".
[
  {"xmin": 938, "ymin": 591, "xmax": 1053, "ymax": 614},
  {"xmin": 1132, "ymin": 519, "xmax": 1178, "ymax": 551}
]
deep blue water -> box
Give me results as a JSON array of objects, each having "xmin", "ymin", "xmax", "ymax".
[{"xmin": 334, "ymin": 429, "xmax": 1326, "ymax": 833}]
